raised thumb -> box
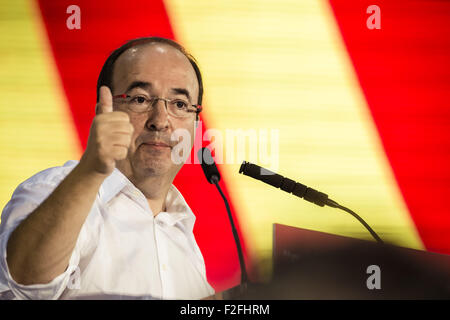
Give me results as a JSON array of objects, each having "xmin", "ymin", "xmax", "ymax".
[{"xmin": 97, "ymin": 86, "xmax": 113, "ymax": 114}]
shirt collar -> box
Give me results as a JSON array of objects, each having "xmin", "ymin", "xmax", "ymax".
[
  {"xmin": 99, "ymin": 168, "xmax": 129, "ymax": 204},
  {"xmin": 99, "ymin": 169, "xmax": 196, "ymax": 231},
  {"xmin": 159, "ymin": 185, "xmax": 196, "ymax": 231}
]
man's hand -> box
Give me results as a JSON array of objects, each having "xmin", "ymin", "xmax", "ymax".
[
  {"xmin": 6, "ymin": 86, "xmax": 135, "ymax": 285},
  {"xmin": 80, "ymin": 86, "xmax": 134, "ymax": 176}
]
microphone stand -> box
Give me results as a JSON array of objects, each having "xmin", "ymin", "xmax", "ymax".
[{"xmin": 211, "ymin": 176, "xmax": 249, "ymax": 294}]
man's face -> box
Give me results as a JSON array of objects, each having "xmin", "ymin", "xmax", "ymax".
[{"xmin": 111, "ymin": 43, "xmax": 199, "ymax": 180}]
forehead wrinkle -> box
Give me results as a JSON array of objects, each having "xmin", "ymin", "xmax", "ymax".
[{"xmin": 125, "ymin": 80, "xmax": 152, "ymax": 93}]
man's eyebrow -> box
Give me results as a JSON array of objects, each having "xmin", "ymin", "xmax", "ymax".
[
  {"xmin": 171, "ymin": 88, "xmax": 191, "ymax": 102},
  {"xmin": 125, "ymin": 81, "xmax": 152, "ymax": 93}
]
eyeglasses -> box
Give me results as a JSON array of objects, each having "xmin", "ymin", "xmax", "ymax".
[{"xmin": 113, "ymin": 94, "xmax": 202, "ymax": 118}]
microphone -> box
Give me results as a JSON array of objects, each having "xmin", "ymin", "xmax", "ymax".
[
  {"xmin": 239, "ymin": 161, "xmax": 383, "ymax": 244},
  {"xmin": 239, "ymin": 161, "xmax": 329, "ymax": 207},
  {"xmin": 198, "ymin": 147, "xmax": 249, "ymax": 285},
  {"xmin": 198, "ymin": 147, "xmax": 221, "ymax": 184}
]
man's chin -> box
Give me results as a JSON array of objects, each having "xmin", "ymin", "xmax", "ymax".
[
  {"xmin": 136, "ymin": 147, "xmax": 179, "ymax": 175},
  {"xmin": 134, "ymin": 157, "xmax": 169, "ymax": 176}
]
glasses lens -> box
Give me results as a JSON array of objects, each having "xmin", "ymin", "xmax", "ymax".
[
  {"xmin": 120, "ymin": 95, "xmax": 196, "ymax": 117},
  {"xmin": 167, "ymin": 99, "xmax": 193, "ymax": 118},
  {"xmin": 126, "ymin": 95, "xmax": 151, "ymax": 113}
]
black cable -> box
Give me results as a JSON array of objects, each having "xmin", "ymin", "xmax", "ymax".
[
  {"xmin": 326, "ymin": 199, "xmax": 383, "ymax": 244},
  {"xmin": 213, "ymin": 181, "xmax": 249, "ymax": 285}
]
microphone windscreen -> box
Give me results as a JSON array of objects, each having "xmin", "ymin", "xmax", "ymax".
[
  {"xmin": 239, "ymin": 161, "xmax": 283, "ymax": 188},
  {"xmin": 239, "ymin": 161, "xmax": 329, "ymax": 207},
  {"xmin": 198, "ymin": 147, "xmax": 221, "ymax": 184}
]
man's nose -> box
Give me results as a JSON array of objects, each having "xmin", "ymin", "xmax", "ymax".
[{"xmin": 145, "ymin": 99, "xmax": 169, "ymax": 131}]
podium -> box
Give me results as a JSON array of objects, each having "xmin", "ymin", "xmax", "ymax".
[{"xmin": 225, "ymin": 223, "xmax": 450, "ymax": 299}]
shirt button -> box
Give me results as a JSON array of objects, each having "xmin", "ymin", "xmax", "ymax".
[
  {"xmin": 156, "ymin": 220, "xmax": 164, "ymax": 226},
  {"xmin": 162, "ymin": 264, "xmax": 167, "ymax": 271}
]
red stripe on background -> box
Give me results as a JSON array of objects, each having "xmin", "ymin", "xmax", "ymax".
[
  {"xmin": 36, "ymin": 0, "xmax": 246, "ymax": 291},
  {"xmin": 328, "ymin": 0, "xmax": 450, "ymax": 254}
]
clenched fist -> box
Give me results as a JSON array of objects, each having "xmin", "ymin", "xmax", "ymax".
[{"xmin": 80, "ymin": 86, "xmax": 134, "ymax": 176}]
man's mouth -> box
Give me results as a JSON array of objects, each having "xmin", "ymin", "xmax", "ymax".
[{"xmin": 142, "ymin": 141, "xmax": 172, "ymax": 149}]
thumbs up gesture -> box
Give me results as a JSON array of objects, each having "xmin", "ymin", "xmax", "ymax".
[{"xmin": 80, "ymin": 86, "xmax": 134, "ymax": 176}]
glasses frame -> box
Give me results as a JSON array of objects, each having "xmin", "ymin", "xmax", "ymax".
[{"xmin": 112, "ymin": 93, "xmax": 203, "ymax": 117}]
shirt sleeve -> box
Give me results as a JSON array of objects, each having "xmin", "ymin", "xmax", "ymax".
[{"xmin": 0, "ymin": 163, "xmax": 85, "ymax": 300}]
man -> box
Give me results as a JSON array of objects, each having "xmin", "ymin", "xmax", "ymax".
[{"xmin": 0, "ymin": 37, "xmax": 215, "ymax": 299}]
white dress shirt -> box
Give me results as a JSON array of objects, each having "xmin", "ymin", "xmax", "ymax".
[{"xmin": 0, "ymin": 160, "xmax": 214, "ymax": 300}]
